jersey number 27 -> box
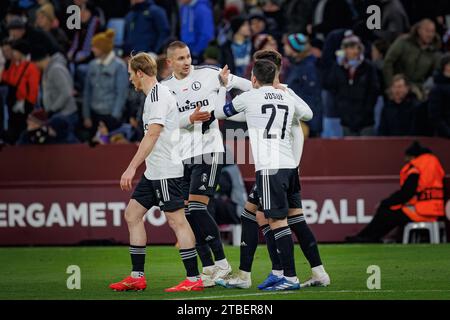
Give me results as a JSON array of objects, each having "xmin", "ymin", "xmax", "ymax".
[{"xmin": 262, "ymin": 104, "xmax": 288, "ymax": 139}]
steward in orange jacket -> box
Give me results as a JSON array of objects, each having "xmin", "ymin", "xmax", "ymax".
[{"xmin": 346, "ymin": 141, "xmax": 445, "ymax": 243}]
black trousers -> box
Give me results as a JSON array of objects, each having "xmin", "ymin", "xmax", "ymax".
[{"xmin": 357, "ymin": 204, "xmax": 412, "ymax": 241}]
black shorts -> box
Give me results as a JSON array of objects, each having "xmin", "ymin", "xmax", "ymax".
[
  {"xmin": 255, "ymin": 168, "xmax": 302, "ymax": 219},
  {"xmin": 182, "ymin": 152, "xmax": 224, "ymax": 198},
  {"xmin": 131, "ymin": 175, "xmax": 184, "ymax": 212}
]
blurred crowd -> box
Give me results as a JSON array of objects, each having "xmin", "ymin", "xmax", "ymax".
[{"xmin": 1, "ymin": 0, "xmax": 450, "ymax": 146}]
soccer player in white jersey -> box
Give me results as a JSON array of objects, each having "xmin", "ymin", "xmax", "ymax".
[
  {"xmin": 216, "ymin": 50, "xmax": 330, "ymax": 289},
  {"xmin": 214, "ymin": 59, "xmax": 312, "ymax": 290},
  {"xmin": 109, "ymin": 53, "xmax": 204, "ymax": 293},
  {"xmin": 161, "ymin": 41, "xmax": 252, "ymax": 287}
]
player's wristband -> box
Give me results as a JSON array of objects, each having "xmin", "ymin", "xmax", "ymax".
[{"xmin": 202, "ymin": 111, "xmax": 216, "ymax": 134}]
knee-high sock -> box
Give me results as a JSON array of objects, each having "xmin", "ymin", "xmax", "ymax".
[
  {"xmin": 129, "ymin": 245, "xmax": 146, "ymax": 276},
  {"xmin": 179, "ymin": 248, "xmax": 200, "ymax": 278},
  {"xmin": 273, "ymin": 226, "xmax": 296, "ymax": 277},
  {"xmin": 261, "ymin": 224, "xmax": 282, "ymax": 271},
  {"xmin": 239, "ymin": 209, "xmax": 259, "ymax": 272},
  {"xmin": 288, "ymin": 215, "xmax": 322, "ymax": 268},
  {"xmin": 188, "ymin": 201, "xmax": 226, "ymax": 262},
  {"xmin": 185, "ymin": 205, "xmax": 214, "ymax": 268}
]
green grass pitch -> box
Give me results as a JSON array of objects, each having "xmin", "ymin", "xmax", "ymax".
[{"xmin": 1, "ymin": 244, "xmax": 450, "ymax": 300}]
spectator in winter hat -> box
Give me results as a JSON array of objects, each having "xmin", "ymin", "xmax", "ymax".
[
  {"xmin": 323, "ymin": 33, "xmax": 379, "ymax": 136},
  {"xmin": 284, "ymin": 33, "xmax": 323, "ymax": 136},
  {"xmin": 83, "ymin": 29, "xmax": 128, "ymax": 140}
]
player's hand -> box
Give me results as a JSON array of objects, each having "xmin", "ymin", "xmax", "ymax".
[
  {"xmin": 120, "ymin": 167, "xmax": 136, "ymax": 191},
  {"xmin": 84, "ymin": 118, "xmax": 93, "ymax": 128},
  {"xmin": 189, "ymin": 106, "xmax": 211, "ymax": 123},
  {"xmin": 219, "ymin": 65, "xmax": 230, "ymax": 87}
]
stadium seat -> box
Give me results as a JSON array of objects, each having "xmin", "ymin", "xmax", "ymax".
[
  {"xmin": 402, "ymin": 221, "xmax": 447, "ymax": 244},
  {"xmin": 219, "ymin": 224, "xmax": 242, "ymax": 246}
]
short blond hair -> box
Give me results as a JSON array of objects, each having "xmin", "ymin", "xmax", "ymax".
[{"xmin": 129, "ymin": 52, "xmax": 157, "ymax": 77}]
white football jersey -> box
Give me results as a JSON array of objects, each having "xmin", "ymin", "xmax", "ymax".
[
  {"xmin": 142, "ymin": 83, "xmax": 184, "ymax": 180},
  {"xmin": 162, "ymin": 65, "xmax": 252, "ymax": 160},
  {"xmin": 224, "ymin": 86, "xmax": 313, "ymax": 171}
]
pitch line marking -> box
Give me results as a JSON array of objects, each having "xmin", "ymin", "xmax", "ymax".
[{"xmin": 168, "ymin": 289, "xmax": 450, "ymax": 300}]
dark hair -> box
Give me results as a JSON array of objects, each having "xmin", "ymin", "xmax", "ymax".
[
  {"xmin": 253, "ymin": 49, "xmax": 282, "ymax": 70},
  {"xmin": 252, "ymin": 59, "xmax": 276, "ymax": 85}
]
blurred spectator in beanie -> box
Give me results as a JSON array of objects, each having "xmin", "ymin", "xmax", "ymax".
[
  {"xmin": 7, "ymin": 16, "xmax": 60, "ymax": 59},
  {"xmin": 244, "ymin": 33, "xmax": 290, "ymax": 81},
  {"xmin": 67, "ymin": 2, "xmax": 102, "ymax": 92},
  {"xmin": 323, "ymin": 33, "xmax": 379, "ymax": 136},
  {"xmin": 346, "ymin": 141, "xmax": 445, "ymax": 243},
  {"xmin": 83, "ymin": 29, "xmax": 128, "ymax": 140},
  {"xmin": 378, "ymin": 74, "xmax": 420, "ymax": 136},
  {"xmin": 1, "ymin": 40, "xmax": 40, "ymax": 144},
  {"xmin": 284, "ymin": 33, "xmax": 322, "ymax": 137},
  {"xmin": 202, "ymin": 41, "xmax": 220, "ymax": 67},
  {"xmin": 32, "ymin": 49, "xmax": 78, "ymax": 132},
  {"xmin": 282, "ymin": 0, "xmax": 314, "ymax": 35},
  {"xmin": 17, "ymin": 108, "xmax": 79, "ymax": 145},
  {"xmin": 428, "ymin": 54, "xmax": 450, "ymax": 138},
  {"xmin": 383, "ymin": 19, "xmax": 442, "ymax": 101},
  {"xmin": 179, "ymin": 0, "xmax": 215, "ymax": 63},
  {"xmin": 219, "ymin": 15, "xmax": 252, "ymax": 77},
  {"xmin": 35, "ymin": 3, "xmax": 70, "ymax": 53},
  {"xmin": 123, "ymin": 0, "xmax": 170, "ymax": 55}
]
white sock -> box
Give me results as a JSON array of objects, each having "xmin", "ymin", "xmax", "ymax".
[
  {"xmin": 131, "ymin": 271, "xmax": 144, "ymax": 278},
  {"xmin": 239, "ymin": 270, "xmax": 251, "ymax": 279},
  {"xmin": 215, "ymin": 258, "xmax": 229, "ymax": 269},
  {"xmin": 285, "ymin": 276, "xmax": 299, "ymax": 283},
  {"xmin": 187, "ymin": 276, "xmax": 199, "ymax": 282},
  {"xmin": 203, "ymin": 265, "xmax": 215, "ymax": 273},
  {"xmin": 272, "ymin": 269, "xmax": 283, "ymax": 277},
  {"xmin": 312, "ymin": 265, "xmax": 326, "ymax": 277}
]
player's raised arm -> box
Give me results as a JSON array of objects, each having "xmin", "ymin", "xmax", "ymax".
[
  {"xmin": 120, "ymin": 123, "xmax": 163, "ymax": 191},
  {"xmin": 220, "ymin": 66, "xmax": 252, "ymax": 92}
]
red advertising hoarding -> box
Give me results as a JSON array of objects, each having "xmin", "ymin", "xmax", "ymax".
[{"xmin": 1, "ymin": 138, "xmax": 449, "ymax": 245}]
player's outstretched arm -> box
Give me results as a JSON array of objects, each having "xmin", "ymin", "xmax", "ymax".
[{"xmin": 120, "ymin": 124, "xmax": 163, "ymax": 191}]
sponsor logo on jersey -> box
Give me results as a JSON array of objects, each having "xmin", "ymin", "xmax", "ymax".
[
  {"xmin": 198, "ymin": 185, "xmax": 207, "ymax": 191},
  {"xmin": 205, "ymin": 235, "xmax": 215, "ymax": 241},
  {"xmin": 178, "ymin": 99, "xmax": 210, "ymax": 112}
]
